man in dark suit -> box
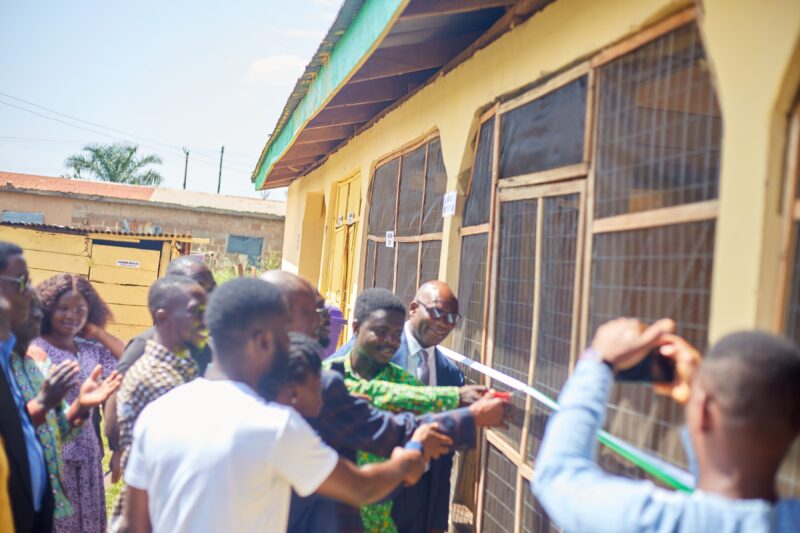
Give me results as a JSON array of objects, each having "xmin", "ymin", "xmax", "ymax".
[
  {"xmin": 0, "ymin": 241, "xmax": 53, "ymax": 532},
  {"xmin": 390, "ymin": 281, "xmax": 466, "ymax": 533}
]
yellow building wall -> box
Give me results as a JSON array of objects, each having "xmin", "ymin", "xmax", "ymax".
[{"xmin": 281, "ymin": 0, "xmax": 800, "ymax": 342}]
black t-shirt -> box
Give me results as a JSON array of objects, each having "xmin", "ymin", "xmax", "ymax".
[{"xmin": 117, "ymin": 326, "xmax": 213, "ymax": 375}]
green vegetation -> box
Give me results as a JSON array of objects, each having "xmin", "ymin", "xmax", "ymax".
[{"xmin": 65, "ymin": 143, "xmax": 163, "ymax": 185}]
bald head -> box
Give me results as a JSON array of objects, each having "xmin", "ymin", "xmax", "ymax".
[
  {"xmin": 408, "ymin": 280, "xmax": 459, "ymax": 348},
  {"xmin": 260, "ymin": 271, "xmax": 323, "ymax": 343},
  {"xmin": 167, "ymin": 256, "xmax": 216, "ymax": 293}
]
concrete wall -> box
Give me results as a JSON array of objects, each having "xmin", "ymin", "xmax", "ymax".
[
  {"xmin": 281, "ymin": 0, "xmax": 800, "ymax": 343},
  {"xmin": 0, "ymin": 190, "xmax": 284, "ymax": 267}
]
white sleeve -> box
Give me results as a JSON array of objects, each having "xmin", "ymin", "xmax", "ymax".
[
  {"xmin": 272, "ymin": 409, "xmax": 339, "ymax": 497},
  {"xmin": 123, "ymin": 407, "xmax": 151, "ymax": 490}
]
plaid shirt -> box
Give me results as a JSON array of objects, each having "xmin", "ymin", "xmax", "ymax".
[
  {"xmin": 292, "ymin": 365, "xmax": 475, "ymax": 533},
  {"xmin": 110, "ymin": 340, "xmax": 198, "ymax": 531}
]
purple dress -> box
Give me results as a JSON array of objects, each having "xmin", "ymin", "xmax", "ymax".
[{"xmin": 31, "ymin": 337, "xmax": 116, "ymax": 533}]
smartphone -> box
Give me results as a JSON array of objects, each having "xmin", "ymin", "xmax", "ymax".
[{"xmin": 615, "ymin": 349, "xmax": 676, "ymax": 383}]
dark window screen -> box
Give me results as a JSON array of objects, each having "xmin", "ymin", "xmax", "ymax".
[
  {"xmin": 454, "ymin": 233, "xmax": 489, "ymax": 384},
  {"xmin": 493, "ymin": 199, "xmax": 537, "ymax": 446},
  {"xmin": 368, "ymin": 159, "xmax": 399, "ymax": 235},
  {"xmin": 226, "ymin": 235, "xmax": 263, "ymax": 257},
  {"xmin": 521, "ymin": 479, "xmax": 558, "ymax": 533},
  {"xmin": 395, "ymin": 242, "xmax": 419, "ymax": 307},
  {"xmin": 782, "ymin": 224, "xmax": 800, "ymax": 497},
  {"xmin": 594, "ymin": 24, "xmax": 722, "ymax": 219},
  {"xmin": 419, "ymin": 240, "xmax": 441, "ymax": 286},
  {"xmin": 363, "ymin": 240, "xmax": 376, "ymax": 288},
  {"xmin": 499, "ymin": 77, "xmax": 587, "ymax": 178},
  {"xmin": 464, "ymin": 118, "xmax": 495, "ymax": 227},
  {"xmin": 374, "ymin": 244, "xmax": 395, "ymax": 291},
  {"xmin": 590, "ymin": 219, "xmax": 715, "ymax": 467},
  {"xmin": 397, "ymin": 146, "xmax": 426, "ymax": 236},
  {"xmin": 528, "ymin": 194, "xmax": 580, "ymax": 462},
  {"xmin": 787, "ymin": 223, "xmax": 800, "ymax": 347},
  {"xmin": 422, "ymin": 139, "xmax": 447, "ymax": 234},
  {"xmin": 482, "ymin": 445, "xmax": 516, "ymax": 533}
]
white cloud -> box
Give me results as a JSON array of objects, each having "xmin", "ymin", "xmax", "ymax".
[
  {"xmin": 244, "ymin": 55, "xmax": 307, "ymax": 86},
  {"xmin": 275, "ymin": 27, "xmax": 325, "ymax": 40}
]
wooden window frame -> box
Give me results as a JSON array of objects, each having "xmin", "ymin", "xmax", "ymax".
[
  {"xmin": 775, "ymin": 104, "xmax": 800, "ymax": 331},
  {"xmin": 361, "ymin": 130, "xmax": 445, "ymax": 294}
]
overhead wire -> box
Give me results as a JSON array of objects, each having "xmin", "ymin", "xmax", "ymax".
[{"xmin": 0, "ymin": 95, "xmax": 256, "ymax": 175}]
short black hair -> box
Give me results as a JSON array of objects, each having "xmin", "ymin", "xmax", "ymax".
[
  {"xmin": 167, "ymin": 256, "xmax": 209, "ymax": 277},
  {"xmin": 147, "ymin": 275, "xmax": 201, "ymax": 319},
  {"xmin": 259, "ymin": 332, "xmax": 322, "ymax": 400},
  {"xmin": 354, "ymin": 288, "xmax": 406, "ymax": 323},
  {"xmin": 703, "ymin": 331, "xmax": 800, "ymax": 431},
  {"xmin": 205, "ymin": 278, "xmax": 286, "ymax": 355},
  {"xmin": 0, "ymin": 241, "xmax": 23, "ymax": 272}
]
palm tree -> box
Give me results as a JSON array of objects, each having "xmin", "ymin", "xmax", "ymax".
[{"xmin": 64, "ymin": 143, "xmax": 163, "ymax": 186}]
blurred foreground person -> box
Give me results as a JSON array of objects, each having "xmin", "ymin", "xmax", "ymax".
[
  {"xmin": 534, "ymin": 318, "xmax": 800, "ymax": 532},
  {"xmin": 0, "ymin": 241, "xmax": 51, "ymax": 532},
  {"xmin": 124, "ymin": 278, "xmax": 433, "ymax": 532}
]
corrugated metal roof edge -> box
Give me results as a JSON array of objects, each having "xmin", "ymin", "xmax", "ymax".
[
  {"xmin": 0, "ymin": 221, "xmax": 195, "ymax": 241},
  {"xmin": 1, "ymin": 185, "xmax": 285, "ymax": 221},
  {"xmin": 252, "ymin": 0, "xmax": 406, "ymax": 189}
]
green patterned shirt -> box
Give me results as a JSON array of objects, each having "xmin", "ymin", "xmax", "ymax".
[{"xmin": 323, "ymin": 351, "xmax": 459, "ymax": 532}]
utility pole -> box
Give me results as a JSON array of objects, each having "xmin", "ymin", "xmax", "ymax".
[
  {"xmin": 216, "ymin": 145, "xmax": 224, "ymax": 194},
  {"xmin": 182, "ymin": 147, "xmax": 189, "ymax": 189}
]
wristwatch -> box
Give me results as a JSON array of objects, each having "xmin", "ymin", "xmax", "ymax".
[{"xmin": 404, "ymin": 440, "xmax": 424, "ymax": 453}]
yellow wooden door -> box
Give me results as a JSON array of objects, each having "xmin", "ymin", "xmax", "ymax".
[{"xmin": 325, "ymin": 175, "xmax": 360, "ymax": 344}]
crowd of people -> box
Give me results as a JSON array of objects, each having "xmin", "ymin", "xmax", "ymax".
[{"xmin": 0, "ymin": 236, "xmax": 798, "ymax": 533}]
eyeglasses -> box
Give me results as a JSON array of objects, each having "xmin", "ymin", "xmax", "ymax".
[
  {"xmin": 414, "ymin": 300, "xmax": 461, "ymax": 325},
  {"xmin": 315, "ymin": 306, "xmax": 330, "ymax": 320},
  {"xmin": 0, "ymin": 274, "xmax": 31, "ymax": 294}
]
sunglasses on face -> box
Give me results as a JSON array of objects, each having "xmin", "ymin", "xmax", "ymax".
[
  {"xmin": 414, "ymin": 300, "xmax": 461, "ymax": 325},
  {"xmin": 0, "ymin": 274, "xmax": 31, "ymax": 294}
]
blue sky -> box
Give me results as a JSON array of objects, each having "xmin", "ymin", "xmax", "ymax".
[{"xmin": 0, "ymin": 0, "xmax": 341, "ymax": 199}]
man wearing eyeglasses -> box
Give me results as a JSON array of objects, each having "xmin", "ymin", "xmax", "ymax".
[{"xmin": 389, "ymin": 281, "xmax": 469, "ymax": 533}]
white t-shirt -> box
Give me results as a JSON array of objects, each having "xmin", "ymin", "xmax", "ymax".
[{"xmin": 124, "ymin": 378, "xmax": 338, "ymax": 533}]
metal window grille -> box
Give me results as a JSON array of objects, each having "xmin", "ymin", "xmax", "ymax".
[
  {"xmin": 367, "ymin": 159, "xmax": 399, "ymax": 236},
  {"xmin": 454, "ymin": 233, "xmax": 489, "ymax": 385},
  {"xmin": 422, "ymin": 138, "xmax": 447, "ymax": 234},
  {"xmin": 493, "ymin": 199, "xmax": 538, "ymax": 447},
  {"xmin": 787, "ymin": 221, "xmax": 800, "ymax": 347},
  {"xmin": 397, "ymin": 146, "xmax": 426, "ymax": 236},
  {"xmin": 364, "ymin": 137, "xmax": 445, "ymax": 295},
  {"xmin": 527, "ymin": 194, "xmax": 580, "ymax": 462},
  {"xmin": 363, "ymin": 240, "xmax": 376, "ymax": 288},
  {"xmin": 463, "ymin": 118, "xmax": 495, "ymax": 227},
  {"xmin": 594, "ymin": 25, "xmax": 721, "ymax": 219},
  {"xmin": 522, "ymin": 477, "xmax": 558, "ymax": 533},
  {"xmin": 481, "ymin": 445, "xmax": 517, "ymax": 533},
  {"xmin": 395, "ymin": 242, "xmax": 420, "ymax": 307},
  {"xmin": 499, "ymin": 77, "xmax": 587, "ymax": 178}
]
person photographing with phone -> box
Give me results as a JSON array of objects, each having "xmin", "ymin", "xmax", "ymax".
[{"xmin": 533, "ymin": 317, "xmax": 800, "ymax": 532}]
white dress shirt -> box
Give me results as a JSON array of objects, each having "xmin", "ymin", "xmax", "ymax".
[{"xmin": 404, "ymin": 321, "xmax": 437, "ymax": 386}]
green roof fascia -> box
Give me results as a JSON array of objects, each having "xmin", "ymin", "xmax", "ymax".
[{"xmin": 253, "ymin": 0, "xmax": 407, "ymax": 190}]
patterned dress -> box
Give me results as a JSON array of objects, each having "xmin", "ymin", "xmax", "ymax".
[
  {"xmin": 323, "ymin": 352, "xmax": 459, "ymax": 533},
  {"xmin": 30, "ymin": 337, "xmax": 117, "ymax": 533},
  {"xmin": 109, "ymin": 340, "xmax": 198, "ymax": 532},
  {"xmin": 10, "ymin": 352, "xmax": 82, "ymax": 520}
]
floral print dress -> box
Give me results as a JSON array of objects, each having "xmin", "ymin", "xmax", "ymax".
[
  {"xmin": 10, "ymin": 351, "xmax": 82, "ymax": 520},
  {"xmin": 30, "ymin": 337, "xmax": 116, "ymax": 533}
]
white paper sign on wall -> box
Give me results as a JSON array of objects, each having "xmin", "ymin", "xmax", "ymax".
[
  {"xmin": 116, "ymin": 259, "xmax": 141, "ymax": 269},
  {"xmin": 385, "ymin": 231, "xmax": 395, "ymax": 248},
  {"xmin": 442, "ymin": 191, "xmax": 457, "ymax": 217}
]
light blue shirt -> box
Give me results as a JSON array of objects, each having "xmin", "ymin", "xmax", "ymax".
[
  {"xmin": 533, "ymin": 358, "xmax": 800, "ymax": 533},
  {"xmin": 0, "ymin": 334, "xmax": 47, "ymax": 511}
]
